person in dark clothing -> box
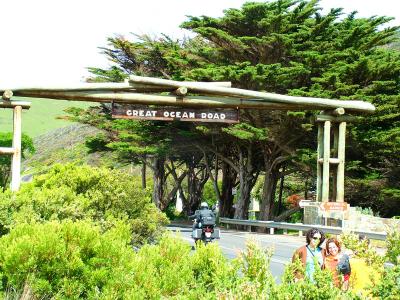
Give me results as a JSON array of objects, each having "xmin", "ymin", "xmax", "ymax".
[{"xmin": 189, "ymin": 202, "xmax": 216, "ymax": 229}]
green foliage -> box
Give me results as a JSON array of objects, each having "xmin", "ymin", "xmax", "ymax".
[
  {"xmin": 340, "ymin": 232, "xmax": 384, "ymax": 267},
  {"xmin": 386, "ymin": 226, "xmax": 400, "ymax": 265},
  {"xmin": 222, "ymin": 123, "xmax": 268, "ymax": 141},
  {"xmin": 0, "ymin": 227, "xmax": 374, "ymax": 299},
  {"xmin": 369, "ymin": 265, "xmax": 400, "ymax": 300},
  {"xmin": 0, "ymin": 132, "xmax": 35, "ymax": 190},
  {"xmin": 201, "ymin": 180, "xmax": 220, "ymax": 206},
  {"xmin": 0, "ymin": 164, "xmax": 168, "ymax": 245},
  {"xmin": 77, "ymin": 0, "xmax": 400, "ymax": 219},
  {"xmin": 0, "ymin": 220, "xmax": 137, "ymax": 299}
]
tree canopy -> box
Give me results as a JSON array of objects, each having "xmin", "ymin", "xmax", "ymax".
[{"xmin": 82, "ymin": 0, "xmax": 400, "ymax": 218}]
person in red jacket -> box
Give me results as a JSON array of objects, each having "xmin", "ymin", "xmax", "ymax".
[{"xmin": 292, "ymin": 228, "xmax": 326, "ymax": 281}]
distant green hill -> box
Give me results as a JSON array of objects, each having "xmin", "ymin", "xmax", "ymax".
[
  {"xmin": 21, "ymin": 123, "xmax": 139, "ymax": 179},
  {"xmin": 0, "ymin": 97, "xmax": 92, "ymax": 137}
]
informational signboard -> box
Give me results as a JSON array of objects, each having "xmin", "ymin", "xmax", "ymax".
[
  {"xmin": 112, "ymin": 103, "xmax": 239, "ymax": 123},
  {"xmin": 299, "ymin": 200, "xmax": 312, "ymax": 208},
  {"xmin": 319, "ymin": 202, "xmax": 349, "ymax": 212}
]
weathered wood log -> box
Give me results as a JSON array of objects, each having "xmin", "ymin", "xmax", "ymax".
[
  {"xmin": 11, "ymin": 106, "xmax": 22, "ymax": 192},
  {"xmin": 0, "ymin": 147, "xmax": 15, "ymax": 154},
  {"xmin": 129, "ymin": 75, "xmax": 375, "ymax": 113},
  {"xmin": 12, "ymin": 91, "xmax": 307, "ymax": 110},
  {"xmin": 0, "ymin": 80, "xmax": 231, "ymax": 93},
  {"xmin": 318, "ymin": 158, "xmax": 340, "ymax": 164},
  {"xmin": 315, "ymin": 114, "xmax": 358, "ymax": 122},
  {"xmin": 175, "ymin": 87, "xmax": 188, "ymax": 96},
  {"xmin": 12, "ymin": 90, "xmax": 376, "ymax": 113},
  {"xmin": 336, "ymin": 122, "xmax": 346, "ymax": 202},
  {"xmin": 322, "ymin": 121, "xmax": 331, "ymax": 202},
  {"xmin": 0, "ymin": 101, "xmax": 31, "ymax": 109},
  {"xmin": 2, "ymin": 90, "xmax": 13, "ymax": 100},
  {"xmin": 323, "ymin": 107, "xmax": 345, "ymax": 116}
]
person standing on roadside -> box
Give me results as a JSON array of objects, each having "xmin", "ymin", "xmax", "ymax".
[
  {"xmin": 292, "ymin": 228, "xmax": 326, "ymax": 281},
  {"xmin": 324, "ymin": 238, "xmax": 351, "ymax": 290}
]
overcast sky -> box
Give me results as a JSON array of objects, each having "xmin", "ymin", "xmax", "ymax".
[{"xmin": 1, "ymin": 0, "xmax": 399, "ymax": 86}]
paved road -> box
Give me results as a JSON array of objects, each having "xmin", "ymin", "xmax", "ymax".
[{"xmin": 167, "ymin": 224, "xmax": 306, "ymax": 282}]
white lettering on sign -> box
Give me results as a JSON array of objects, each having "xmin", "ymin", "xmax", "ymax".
[
  {"xmin": 127, "ymin": 110, "xmax": 156, "ymax": 117},
  {"xmin": 122, "ymin": 108, "xmax": 233, "ymax": 121},
  {"xmin": 164, "ymin": 111, "xmax": 196, "ymax": 118},
  {"xmin": 201, "ymin": 112, "xmax": 226, "ymax": 119}
]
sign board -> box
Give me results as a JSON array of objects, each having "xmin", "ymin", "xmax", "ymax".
[
  {"xmin": 112, "ymin": 103, "xmax": 239, "ymax": 123},
  {"xmin": 319, "ymin": 202, "xmax": 349, "ymax": 212},
  {"xmin": 299, "ymin": 200, "xmax": 312, "ymax": 208}
]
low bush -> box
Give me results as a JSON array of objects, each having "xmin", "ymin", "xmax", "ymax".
[
  {"xmin": 0, "ymin": 164, "xmax": 168, "ymax": 245},
  {"xmin": 0, "ymin": 220, "xmax": 137, "ymax": 299},
  {"xmin": 0, "ymin": 225, "xmax": 374, "ymax": 299},
  {"xmin": 386, "ymin": 226, "xmax": 400, "ymax": 265}
]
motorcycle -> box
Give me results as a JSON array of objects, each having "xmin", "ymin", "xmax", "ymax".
[{"xmin": 192, "ymin": 222, "xmax": 220, "ymax": 244}]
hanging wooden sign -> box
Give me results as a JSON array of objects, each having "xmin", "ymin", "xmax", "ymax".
[
  {"xmin": 319, "ymin": 202, "xmax": 349, "ymax": 212},
  {"xmin": 112, "ymin": 103, "xmax": 239, "ymax": 123}
]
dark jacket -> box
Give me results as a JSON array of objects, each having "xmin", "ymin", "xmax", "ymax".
[{"xmin": 189, "ymin": 208, "xmax": 216, "ymax": 225}]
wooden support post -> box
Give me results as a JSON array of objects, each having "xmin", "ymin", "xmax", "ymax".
[
  {"xmin": 336, "ymin": 122, "xmax": 346, "ymax": 202},
  {"xmin": 316, "ymin": 123, "xmax": 323, "ymax": 202},
  {"xmin": 11, "ymin": 106, "xmax": 22, "ymax": 192},
  {"xmin": 332, "ymin": 125, "xmax": 339, "ymax": 201},
  {"xmin": 322, "ymin": 121, "xmax": 331, "ymax": 202}
]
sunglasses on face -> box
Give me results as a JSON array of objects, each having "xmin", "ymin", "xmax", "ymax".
[{"xmin": 312, "ymin": 236, "xmax": 321, "ymax": 240}]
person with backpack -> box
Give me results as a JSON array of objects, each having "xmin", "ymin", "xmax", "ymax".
[{"xmin": 324, "ymin": 237, "xmax": 351, "ymax": 290}]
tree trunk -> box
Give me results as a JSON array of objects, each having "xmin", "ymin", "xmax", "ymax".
[
  {"xmin": 220, "ymin": 162, "xmax": 236, "ymax": 218},
  {"xmin": 274, "ymin": 206, "xmax": 301, "ymax": 222},
  {"xmin": 141, "ymin": 157, "xmax": 146, "ymax": 189},
  {"xmin": 152, "ymin": 156, "xmax": 166, "ymax": 209},
  {"xmin": 259, "ymin": 158, "xmax": 280, "ymax": 221},
  {"xmin": 184, "ymin": 158, "xmax": 209, "ymax": 215},
  {"xmin": 234, "ymin": 147, "xmax": 258, "ymax": 220},
  {"xmin": 161, "ymin": 168, "xmax": 187, "ymax": 211}
]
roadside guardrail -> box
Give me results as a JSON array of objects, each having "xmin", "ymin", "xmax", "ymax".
[{"xmin": 219, "ymin": 218, "xmax": 387, "ymax": 240}]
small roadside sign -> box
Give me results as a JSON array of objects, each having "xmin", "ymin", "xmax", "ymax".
[
  {"xmin": 299, "ymin": 200, "xmax": 311, "ymax": 208},
  {"xmin": 319, "ymin": 202, "xmax": 349, "ymax": 212}
]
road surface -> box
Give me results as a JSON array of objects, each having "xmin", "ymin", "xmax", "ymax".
[{"xmin": 167, "ymin": 224, "xmax": 305, "ymax": 282}]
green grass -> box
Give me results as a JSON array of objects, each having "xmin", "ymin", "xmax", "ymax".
[{"xmin": 0, "ymin": 97, "xmax": 92, "ymax": 137}]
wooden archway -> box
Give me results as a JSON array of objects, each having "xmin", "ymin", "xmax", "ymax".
[{"xmin": 1, "ymin": 76, "xmax": 375, "ymax": 201}]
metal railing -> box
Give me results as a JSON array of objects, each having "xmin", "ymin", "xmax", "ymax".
[{"xmin": 219, "ymin": 218, "xmax": 387, "ymax": 240}]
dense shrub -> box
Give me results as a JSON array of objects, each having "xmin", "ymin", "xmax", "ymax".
[
  {"xmin": 0, "ymin": 164, "xmax": 168, "ymax": 245},
  {"xmin": 368, "ymin": 226, "xmax": 400, "ymax": 299},
  {"xmin": 369, "ymin": 265, "xmax": 400, "ymax": 299},
  {"xmin": 386, "ymin": 226, "xmax": 400, "ymax": 265},
  {"xmin": 0, "ymin": 220, "xmax": 137, "ymax": 299},
  {"xmin": 0, "ymin": 225, "xmax": 370, "ymax": 299}
]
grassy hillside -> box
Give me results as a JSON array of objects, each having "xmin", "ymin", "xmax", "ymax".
[
  {"xmin": 22, "ymin": 124, "xmax": 115, "ymax": 176},
  {"xmin": 0, "ymin": 97, "xmax": 92, "ymax": 137}
]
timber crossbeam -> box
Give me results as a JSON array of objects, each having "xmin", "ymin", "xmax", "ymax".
[{"xmin": 0, "ymin": 76, "xmax": 375, "ymax": 113}]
